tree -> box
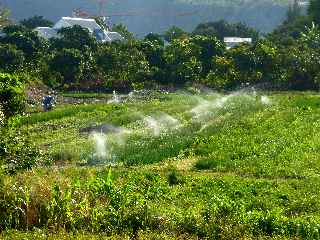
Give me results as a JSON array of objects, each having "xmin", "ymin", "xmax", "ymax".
[
  {"xmin": 0, "ymin": 6, "xmax": 10, "ymax": 29},
  {"xmin": 287, "ymin": 0, "xmax": 302, "ymax": 23},
  {"xmin": 139, "ymin": 41, "xmax": 164, "ymax": 67},
  {"xmin": 163, "ymin": 38, "xmax": 202, "ymax": 85},
  {"xmin": 190, "ymin": 35, "xmax": 225, "ymax": 75},
  {"xmin": 300, "ymin": 22, "xmax": 320, "ymax": 48},
  {"xmin": 288, "ymin": 24, "xmax": 320, "ymax": 89},
  {"xmin": 267, "ymin": 16, "xmax": 312, "ymax": 44},
  {"xmin": 164, "ymin": 26, "xmax": 189, "ymax": 42},
  {"xmin": 20, "ymin": 15, "xmax": 53, "ymax": 29},
  {"xmin": 192, "ymin": 22, "xmax": 218, "ymax": 38},
  {"xmin": 0, "ymin": 25, "xmax": 48, "ymax": 61},
  {"xmin": 206, "ymin": 56, "xmax": 237, "ymax": 89},
  {"xmin": 309, "ymin": 0, "xmax": 320, "ymax": 24},
  {"xmin": 249, "ymin": 40, "xmax": 281, "ymax": 84},
  {"xmin": 112, "ymin": 23, "xmax": 134, "ymax": 40},
  {"xmin": 193, "ymin": 20, "xmax": 259, "ymax": 42},
  {"xmin": 49, "ymin": 48, "xmax": 84, "ymax": 87},
  {"xmin": 94, "ymin": 17, "xmax": 109, "ymax": 31},
  {"xmin": 139, "ymin": 39, "xmax": 166, "ymax": 85},
  {"xmin": 1, "ymin": 25, "xmax": 28, "ymax": 35},
  {"xmin": 0, "ymin": 44, "xmax": 25, "ymax": 72},
  {"xmin": 52, "ymin": 25, "xmax": 98, "ymax": 51},
  {"xmin": 144, "ymin": 33, "xmax": 165, "ymax": 46},
  {"xmin": 96, "ymin": 41, "xmax": 150, "ymax": 90}
]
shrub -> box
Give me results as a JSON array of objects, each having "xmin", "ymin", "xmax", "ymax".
[
  {"xmin": 0, "ymin": 73, "xmax": 25, "ymax": 118},
  {"xmin": 0, "ymin": 127, "xmax": 41, "ymax": 174},
  {"xmin": 167, "ymin": 166, "xmax": 185, "ymax": 186}
]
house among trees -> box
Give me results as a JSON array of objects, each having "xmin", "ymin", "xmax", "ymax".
[
  {"xmin": 224, "ymin": 37, "xmax": 252, "ymax": 49},
  {"xmin": 35, "ymin": 17, "xmax": 124, "ymax": 42}
]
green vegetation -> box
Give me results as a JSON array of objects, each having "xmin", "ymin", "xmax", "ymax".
[
  {"xmin": 20, "ymin": 15, "xmax": 53, "ymax": 30},
  {"xmin": 2, "ymin": 1, "xmax": 320, "ymax": 239},
  {"xmin": 0, "ymin": 1, "xmax": 319, "ymax": 92},
  {"xmin": 1, "ymin": 92, "xmax": 320, "ymax": 239},
  {"xmin": 0, "ymin": 6, "xmax": 10, "ymax": 29},
  {"xmin": 0, "ymin": 73, "xmax": 25, "ymax": 118},
  {"xmin": 192, "ymin": 20, "xmax": 259, "ymax": 42}
]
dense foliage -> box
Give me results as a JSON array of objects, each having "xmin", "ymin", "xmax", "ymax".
[
  {"xmin": 20, "ymin": 15, "xmax": 53, "ymax": 29},
  {"xmin": 1, "ymin": 2, "xmax": 320, "ymax": 92},
  {"xmin": 0, "ymin": 73, "xmax": 25, "ymax": 118},
  {"xmin": 0, "ymin": 73, "xmax": 40, "ymax": 174},
  {"xmin": 192, "ymin": 20, "xmax": 259, "ymax": 42}
]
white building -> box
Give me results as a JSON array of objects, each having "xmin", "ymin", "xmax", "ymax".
[
  {"xmin": 35, "ymin": 17, "xmax": 124, "ymax": 42},
  {"xmin": 224, "ymin": 37, "xmax": 252, "ymax": 49}
]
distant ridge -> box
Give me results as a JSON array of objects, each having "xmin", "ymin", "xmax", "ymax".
[{"xmin": 4, "ymin": 0, "xmax": 292, "ymax": 35}]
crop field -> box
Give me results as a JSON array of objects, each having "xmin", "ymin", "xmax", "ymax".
[{"xmin": 2, "ymin": 90, "xmax": 320, "ymax": 239}]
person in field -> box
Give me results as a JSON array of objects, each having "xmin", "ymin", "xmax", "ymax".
[{"xmin": 42, "ymin": 94, "xmax": 55, "ymax": 111}]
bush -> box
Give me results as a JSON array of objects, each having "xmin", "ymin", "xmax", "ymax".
[
  {"xmin": 166, "ymin": 166, "xmax": 185, "ymax": 186},
  {"xmin": 0, "ymin": 127, "xmax": 40, "ymax": 174},
  {"xmin": 0, "ymin": 73, "xmax": 25, "ymax": 118}
]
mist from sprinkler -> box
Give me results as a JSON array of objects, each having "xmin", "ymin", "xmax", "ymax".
[{"xmin": 89, "ymin": 89, "xmax": 272, "ymax": 165}]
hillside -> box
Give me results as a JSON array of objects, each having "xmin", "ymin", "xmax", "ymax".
[{"xmin": 3, "ymin": 0, "xmax": 292, "ymax": 35}]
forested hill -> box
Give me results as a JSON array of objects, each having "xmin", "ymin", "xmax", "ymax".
[{"xmin": 4, "ymin": 0, "xmax": 293, "ymax": 35}]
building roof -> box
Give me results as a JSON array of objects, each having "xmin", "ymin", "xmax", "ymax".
[
  {"xmin": 35, "ymin": 27, "xmax": 58, "ymax": 39},
  {"xmin": 53, "ymin": 17, "xmax": 102, "ymax": 33},
  {"xmin": 34, "ymin": 17, "xmax": 123, "ymax": 43},
  {"xmin": 105, "ymin": 31, "xmax": 124, "ymax": 41},
  {"xmin": 224, "ymin": 37, "xmax": 252, "ymax": 43}
]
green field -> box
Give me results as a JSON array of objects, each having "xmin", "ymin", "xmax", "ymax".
[{"xmin": 2, "ymin": 91, "xmax": 320, "ymax": 239}]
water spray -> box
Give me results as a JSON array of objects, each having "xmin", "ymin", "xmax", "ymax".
[
  {"xmin": 91, "ymin": 132, "xmax": 108, "ymax": 160},
  {"xmin": 108, "ymin": 90, "xmax": 120, "ymax": 104},
  {"xmin": 261, "ymin": 96, "xmax": 272, "ymax": 105}
]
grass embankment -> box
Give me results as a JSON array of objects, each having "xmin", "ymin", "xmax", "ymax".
[{"xmin": 1, "ymin": 91, "xmax": 320, "ymax": 239}]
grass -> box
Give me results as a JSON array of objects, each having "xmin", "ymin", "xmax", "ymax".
[
  {"xmin": 2, "ymin": 91, "xmax": 320, "ymax": 239},
  {"xmin": 61, "ymin": 92, "xmax": 112, "ymax": 99}
]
